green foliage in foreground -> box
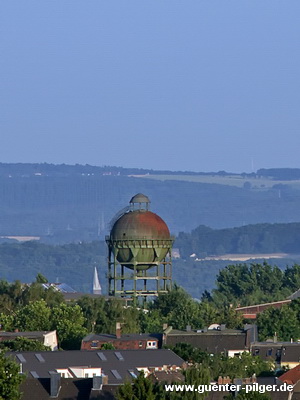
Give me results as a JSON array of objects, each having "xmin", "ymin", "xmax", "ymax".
[
  {"xmin": 0, "ymin": 299, "xmax": 87, "ymax": 350},
  {"xmin": 170, "ymin": 343, "xmax": 274, "ymax": 381},
  {"xmin": 116, "ymin": 372, "xmax": 162, "ymax": 400},
  {"xmin": 0, "ymin": 352, "xmax": 25, "ymax": 400},
  {"xmin": 0, "ymin": 337, "xmax": 50, "ymax": 352},
  {"xmin": 256, "ymin": 298, "xmax": 300, "ymax": 341},
  {"xmin": 143, "ymin": 284, "xmax": 243, "ymax": 331},
  {"xmin": 0, "ymin": 260, "xmax": 299, "ymax": 349}
]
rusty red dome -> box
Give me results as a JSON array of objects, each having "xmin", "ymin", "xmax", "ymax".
[{"xmin": 111, "ymin": 210, "xmax": 170, "ymax": 240}]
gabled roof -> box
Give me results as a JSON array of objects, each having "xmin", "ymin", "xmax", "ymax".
[
  {"xmin": 9, "ymin": 349, "xmax": 184, "ymax": 384},
  {"xmin": 164, "ymin": 328, "xmax": 248, "ymax": 353},
  {"xmin": 82, "ymin": 333, "xmax": 161, "ymax": 342},
  {"xmin": 0, "ymin": 331, "xmax": 55, "ymax": 339},
  {"xmin": 279, "ymin": 364, "xmax": 300, "ymax": 385},
  {"xmin": 251, "ymin": 342, "xmax": 300, "ymax": 362},
  {"xmin": 20, "ymin": 379, "xmax": 117, "ymax": 400}
]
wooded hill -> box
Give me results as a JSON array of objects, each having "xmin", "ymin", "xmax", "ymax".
[
  {"xmin": 176, "ymin": 222, "xmax": 300, "ymax": 259},
  {"xmin": 1, "ymin": 163, "xmax": 300, "ymax": 243},
  {"xmin": 1, "ymin": 221, "xmax": 300, "ymax": 297}
]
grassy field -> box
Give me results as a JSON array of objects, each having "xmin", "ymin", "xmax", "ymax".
[{"xmin": 129, "ymin": 174, "xmax": 300, "ymax": 189}]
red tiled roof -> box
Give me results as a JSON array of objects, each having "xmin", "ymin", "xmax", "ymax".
[{"xmin": 279, "ymin": 364, "xmax": 300, "ymax": 385}]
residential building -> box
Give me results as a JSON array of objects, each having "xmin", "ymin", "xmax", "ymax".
[
  {"xmin": 0, "ymin": 330, "xmax": 58, "ymax": 351},
  {"xmin": 251, "ymin": 341, "xmax": 300, "ymax": 369},
  {"xmin": 81, "ymin": 333, "xmax": 161, "ymax": 351},
  {"xmin": 163, "ymin": 324, "xmax": 257, "ymax": 356}
]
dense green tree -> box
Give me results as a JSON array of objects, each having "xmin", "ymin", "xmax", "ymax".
[
  {"xmin": 77, "ymin": 295, "xmax": 107, "ymax": 332},
  {"xmin": 151, "ymin": 285, "xmax": 202, "ymax": 330},
  {"xmin": 21, "ymin": 283, "xmax": 63, "ymax": 307},
  {"xmin": 35, "ymin": 273, "xmax": 48, "ymax": 283},
  {"xmin": 181, "ymin": 366, "xmax": 211, "ymax": 400},
  {"xmin": 116, "ymin": 372, "xmax": 157, "ymax": 400},
  {"xmin": 0, "ymin": 352, "xmax": 25, "ymax": 400},
  {"xmin": 139, "ymin": 309, "xmax": 164, "ymax": 333},
  {"xmin": 50, "ymin": 303, "xmax": 87, "ymax": 349},
  {"xmin": 257, "ymin": 305, "xmax": 300, "ymax": 341},
  {"xmin": 15, "ymin": 300, "xmax": 51, "ymax": 331},
  {"xmin": 0, "ymin": 337, "xmax": 50, "ymax": 352},
  {"xmin": 0, "ymin": 313, "xmax": 15, "ymax": 331},
  {"xmin": 283, "ymin": 265, "xmax": 300, "ymax": 293},
  {"xmin": 212, "ymin": 263, "xmax": 285, "ymax": 306},
  {"xmin": 170, "ymin": 345, "xmax": 273, "ymax": 381}
]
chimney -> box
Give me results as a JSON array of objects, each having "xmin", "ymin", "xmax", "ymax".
[
  {"xmin": 116, "ymin": 322, "xmax": 121, "ymax": 339},
  {"xmin": 163, "ymin": 323, "xmax": 168, "ymax": 331},
  {"xmin": 220, "ymin": 324, "xmax": 226, "ymax": 331},
  {"xmin": 92, "ymin": 376, "xmax": 103, "ymax": 390},
  {"xmin": 50, "ymin": 373, "xmax": 61, "ymax": 398},
  {"xmin": 274, "ymin": 332, "xmax": 277, "ymax": 343},
  {"xmin": 186, "ymin": 325, "xmax": 191, "ymax": 332}
]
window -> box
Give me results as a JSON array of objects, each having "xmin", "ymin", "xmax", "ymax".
[
  {"xmin": 115, "ymin": 352, "xmax": 124, "ymax": 361},
  {"xmin": 111, "ymin": 370, "xmax": 122, "ymax": 380},
  {"xmin": 97, "ymin": 352, "xmax": 107, "ymax": 361},
  {"xmin": 254, "ymin": 349, "xmax": 260, "ymax": 355},
  {"xmin": 91, "ymin": 341, "xmax": 98, "ymax": 348},
  {"xmin": 267, "ymin": 349, "xmax": 272, "ymax": 356},
  {"xmin": 147, "ymin": 341, "xmax": 157, "ymax": 348},
  {"xmin": 128, "ymin": 370, "xmax": 137, "ymax": 378},
  {"xmin": 139, "ymin": 341, "xmax": 143, "ymax": 347}
]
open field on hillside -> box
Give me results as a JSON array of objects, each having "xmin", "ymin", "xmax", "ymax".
[{"xmin": 130, "ymin": 174, "xmax": 300, "ymax": 189}]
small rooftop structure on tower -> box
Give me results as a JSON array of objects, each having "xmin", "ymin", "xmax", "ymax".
[{"xmin": 106, "ymin": 194, "xmax": 174, "ymax": 301}]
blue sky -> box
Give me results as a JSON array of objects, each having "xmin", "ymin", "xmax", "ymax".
[{"xmin": 1, "ymin": 1, "xmax": 300, "ymax": 173}]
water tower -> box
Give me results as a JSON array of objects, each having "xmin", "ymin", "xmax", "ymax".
[{"xmin": 106, "ymin": 194, "xmax": 174, "ymax": 300}]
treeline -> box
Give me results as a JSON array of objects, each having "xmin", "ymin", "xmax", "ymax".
[
  {"xmin": 211, "ymin": 262, "xmax": 300, "ymax": 306},
  {"xmin": 0, "ymin": 236, "xmax": 299, "ymax": 297},
  {"xmin": 0, "ymin": 162, "xmax": 246, "ymax": 178},
  {"xmin": 0, "ymin": 277, "xmax": 244, "ymax": 350},
  {"xmin": 257, "ymin": 168, "xmax": 300, "ymax": 180},
  {"xmin": 176, "ymin": 223, "xmax": 300, "ymax": 258},
  {"xmin": 1, "ymin": 262, "xmax": 300, "ymax": 348},
  {"xmin": 0, "ymin": 241, "xmax": 106, "ymax": 292}
]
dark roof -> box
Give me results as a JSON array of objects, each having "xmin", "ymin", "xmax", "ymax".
[
  {"xmin": 288, "ymin": 289, "xmax": 300, "ymax": 300},
  {"xmin": 82, "ymin": 333, "xmax": 162, "ymax": 342},
  {"xmin": 165, "ymin": 328, "xmax": 247, "ymax": 353},
  {"xmin": 149, "ymin": 370, "xmax": 185, "ymax": 384},
  {"xmin": 0, "ymin": 331, "xmax": 52, "ymax": 339},
  {"xmin": 251, "ymin": 342, "xmax": 300, "ymax": 362},
  {"xmin": 9, "ymin": 349, "xmax": 184, "ymax": 384},
  {"xmin": 20, "ymin": 379, "xmax": 117, "ymax": 400}
]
